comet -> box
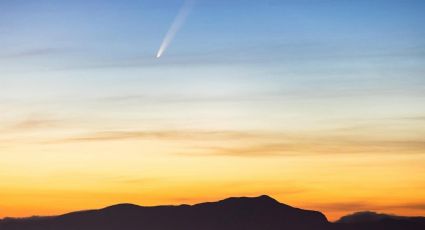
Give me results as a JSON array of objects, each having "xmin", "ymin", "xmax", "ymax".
[{"xmin": 156, "ymin": 0, "xmax": 195, "ymax": 58}]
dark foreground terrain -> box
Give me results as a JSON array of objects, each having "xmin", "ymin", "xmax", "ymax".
[{"xmin": 1, "ymin": 195, "xmax": 424, "ymax": 230}]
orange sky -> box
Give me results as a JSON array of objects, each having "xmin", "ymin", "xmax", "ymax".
[{"xmin": 1, "ymin": 124, "xmax": 425, "ymax": 220}]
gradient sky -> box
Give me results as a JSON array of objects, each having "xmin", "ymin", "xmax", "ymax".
[{"xmin": 1, "ymin": 0, "xmax": 425, "ymax": 221}]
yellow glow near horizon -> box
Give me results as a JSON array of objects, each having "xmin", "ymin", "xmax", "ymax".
[{"xmin": 1, "ymin": 126, "xmax": 425, "ymax": 220}]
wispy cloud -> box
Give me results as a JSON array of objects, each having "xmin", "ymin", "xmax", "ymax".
[
  {"xmin": 399, "ymin": 116, "xmax": 425, "ymax": 121},
  {"xmin": 389, "ymin": 203, "xmax": 425, "ymax": 211},
  {"xmin": 308, "ymin": 201, "xmax": 372, "ymax": 212},
  {"xmin": 0, "ymin": 48, "xmax": 64, "ymax": 59},
  {"xmin": 1, "ymin": 116, "xmax": 60, "ymax": 133},
  {"xmin": 98, "ymin": 92, "xmax": 286, "ymax": 105},
  {"xmin": 184, "ymin": 143, "xmax": 300, "ymax": 157},
  {"xmin": 179, "ymin": 138, "xmax": 425, "ymax": 157},
  {"xmin": 44, "ymin": 128, "xmax": 425, "ymax": 157},
  {"xmin": 47, "ymin": 172, "xmax": 163, "ymax": 186},
  {"xmin": 307, "ymin": 201, "xmax": 425, "ymax": 214},
  {"xmin": 49, "ymin": 130, "xmax": 260, "ymax": 144},
  {"xmin": 47, "ymin": 41, "xmax": 425, "ymax": 72},
  {"xmin": 10, "ymin": 118, "xmax": 58, "ymax": 131}
]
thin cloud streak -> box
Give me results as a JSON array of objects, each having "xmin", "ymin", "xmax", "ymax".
[
  {"xmin": 8, "ymin": 118, "xmax": 59, "ymax": 131},
  {"xmin": 44, "ymin": 129, "xmax": 425, "ymax": 157},
  {"xmin": 48, "ymin": 130, "xmax": 261, "ymax": 144},
  {"xmin": 0, "ymin": 48, "xmax": 65, "ymax": 59},
  {"xmin": 0, "ymin": 116, "xmax": 61, "ymax": 134},
  {"xmin": 307, "ymin": 201, "xmax": 372, "ymax": 213},
  {"xmin": 307, "ymin": 201, "xmax": 425, "ymax": 213},
  {"xmin": 44, "ymin": 41, "xmax": 425, "ymax": 71}
]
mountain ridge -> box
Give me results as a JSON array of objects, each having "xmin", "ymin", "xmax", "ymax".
[{"xmin": 1, "ymin": 195, "xmax": 424, "ymax": 230}]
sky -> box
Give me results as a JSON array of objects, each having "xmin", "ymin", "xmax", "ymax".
[{"xmin": 0, "ymin": 0, "xmax": 425, "ymax": 221}]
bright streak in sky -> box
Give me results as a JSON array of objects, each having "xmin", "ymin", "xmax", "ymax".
[{"xmin": 156, "ymin": 0, "xmax": 195, "ymax": 58}]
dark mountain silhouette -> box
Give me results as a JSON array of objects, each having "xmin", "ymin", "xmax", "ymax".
[
  {"xmin": 337, "ymin": 211, "xmax": 410, "ymax": 223},
  {"xmin": 0, "ymin": 195, "xmax": 424, "ymax": 230},
  {"xmin": 333, "ymin": 211, "xmax": 425, "ymax": 230}
]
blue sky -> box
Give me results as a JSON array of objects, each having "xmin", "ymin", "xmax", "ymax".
[
  {"xmin": 1, "ymin": 0, "xmax": 424, "ymax": 131},
  {"xmin": 1, "ymin": 0, "xmax": 424, "ymax": 115},
  {"xmin": 2, "ymin": 0, "xmax": 425, "ymax": 63}
]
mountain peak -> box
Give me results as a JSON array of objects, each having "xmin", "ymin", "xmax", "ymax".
[
  {"xmin": 220, "ymin": 195, "xmax": 279, "ymax": 203},
  {"xmin": 105, "ymin": 203, "xmax": 141, "ymax": 209},
  {"xmin": 201, "ymin": 195, "xmax": 284, "ymax": 209},
  {"xmin": 258, "ymin": 194, "xmax": 278, "ymax": 201},
  {"xmin": 103, "ymin": 203, "xmax": 142, "ymax": 210}
]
